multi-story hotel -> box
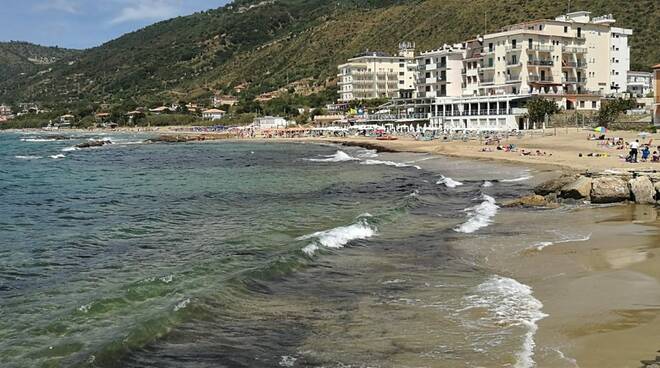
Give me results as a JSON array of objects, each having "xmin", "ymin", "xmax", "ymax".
[
  {"xmin": 337, "ymin": 42, "xmax": 417, "ymax": 102},
  {"xmin": 336, "ymin": 11, "xmax": 634, "ymax": 131}
]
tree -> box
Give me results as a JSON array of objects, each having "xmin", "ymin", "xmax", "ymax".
[
  {"xmin": 526, "ymin": 97, "xmax": 559, "ymax": 126},
  {"xmin": 597, "ymin": 97, "xmax": 637, "ymax": 127}
]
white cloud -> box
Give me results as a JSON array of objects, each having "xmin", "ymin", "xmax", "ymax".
[
  {"xmin": 109, "ymin": 0, "xmax": 182, "ymax": 24},
  {"xmin": 34, "ymin": 0, "xmax": 81, "ymax": 14}
]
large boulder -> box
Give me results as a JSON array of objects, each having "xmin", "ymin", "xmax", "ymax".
[
  {"xmin": 560, "ymin": 176, "xmax": 592, "ymax": 200},
  {"xmin": 76, "ymin": 140, "xmax": 110, "ymax": 149},
  {"xmin": 534, "ymin": 174, "xmax": 579, "ymax": 196},
  {"xmin": 629, "ymin": 176, "xmax": 656, "ymax": 204},
  {"xmin": 654, "ymin": 181, "xmax": 660, "ymax": 203},
  {"xmin": 590, "ymin": 177, "xmax": 630, "ymax": 204}
]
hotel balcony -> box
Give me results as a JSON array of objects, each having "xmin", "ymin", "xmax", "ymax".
[
  {"xmin": 527, "ymin": 45, "xmax": 554, "ymax": 52},
  {"xmin": 562, "ymin": 61, "xmax": 588, "ymax": 68},
  {"xmin": 506, "ymin": 61, "xmax": 523, "ymax": 68},
  {"xmin": 482, "ymin": 49, "xmax": 495, "ymax": 55},
  {"xmin": 505, "ymin": 46, "xmax": 522, "ymax": 53},
  {"xmin": 506, "ymin": 75, "xmax": 522, "ymax": 83},
  {"xmin": 528, "ymin": 75, "xmax": 554, "ymax": 83},
  {"xmin": 528, "ymin": 59, "xmax": 554, "ymax": 66},
  {"xmin": 562, "ymin": 77, "xmax": 587, "ymax": 84},
  {"xmin": 562, "ymin": 46, "xmax": 587, "ymax": 54},
  {"xmin": 481, "ymin": 77, "xmax": 495, "ymax": 85}
]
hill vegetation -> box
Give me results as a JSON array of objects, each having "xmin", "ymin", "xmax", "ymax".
[
  {"xmin": 0, "ymin": 41, "xmax": 79, "ymax": 82},
  {"xmin": 0, "ymin": 0, "xmax": 658, "ymax": 111}
]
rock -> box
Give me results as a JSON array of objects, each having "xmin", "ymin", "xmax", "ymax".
[
  {"xmin": 629, "ymin": 176, "xmax": 656, "ymax": 204},
  {"xmin": 655, "ymin": 181, "xmax": 660, "ymax": 202},
  {"xmin": 502, "ymin": 195, "xmax": 556, "ymax": 208},
  {"xmin": 534, "ymin": 174, "xmax": 579, "ymax": 196},
  {"xmin": 590, "ymin": 177, "xmax": 631, "ymax": 204},
  {"xmin": 76, "ymin": 140, "xmax": 110, "ymax": 149},
  {"xmin": 560, "ymin": 176, "xmax": 593, "ymax": 200},
  {"xmin": 147, "ymin": 135, "xmax": 193, "ymax": 143}
]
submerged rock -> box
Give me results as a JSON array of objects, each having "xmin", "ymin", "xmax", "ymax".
[
  {"xmin": 560, "ymin": 176, "xmax": 593, "ymax": 200},
  {"xmin": 629, "ymin": 176, "xmax": 656, "ymax": 204},
  {"xmin": 147, "ymin": 135, "xmax": 192, "ymax": 143},
  {"xmin": 591, "ymin": 177, "xmax": 630, "ymax": 204},
  {"xmin": 76, "ymin": 140, "xmax": 110, "ymax": 149},
  {"xmin": 502, "ymin": 194, "xmax": 557, "ymax": 208}
]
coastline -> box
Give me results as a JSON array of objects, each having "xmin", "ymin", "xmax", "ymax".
[{"xmin": 4, "ymin": 128, "xmax": 660, "ymax": 366}]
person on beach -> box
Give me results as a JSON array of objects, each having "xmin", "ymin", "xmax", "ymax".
[
  {"xmin": 640, "ymin": 145, "xmax": 650, "ymax": 162},
  {"xmin": 652, "ymin": 151, "xmax": 659, "ymax": 162},
  {"xmin": 629, "ymin": 139, "xmax": 640, "ymax": 163}
]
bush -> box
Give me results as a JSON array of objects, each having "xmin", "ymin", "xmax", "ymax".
[{"xmin": 526, "ymin": 97, "xmax": 560, "ymax": 125}]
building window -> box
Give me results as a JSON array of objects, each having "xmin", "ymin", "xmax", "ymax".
[
  {"xmin": 426, "ymin": 59, "xmax": 431, "ymax": 65},
  {"xmin": 592, "ymin": 101, "xmax": 597, "ymax": 108},
  {"xmin": 580, "ymin": 101, "xmax": 585, "ymax": 108},
  {"xmin": 564, "ymin": 26, "xmax": 568, "ymax": 33}
]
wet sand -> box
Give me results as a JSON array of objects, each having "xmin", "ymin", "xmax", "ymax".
[{"xmin": 454, "ymin": 203, "xmax": 660, "ymax": 367}]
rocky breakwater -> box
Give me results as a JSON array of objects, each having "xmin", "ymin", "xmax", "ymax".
[
  {"xmin": 535, "ymin": 170, "xmax": 660, "ymax": 205},
  {"xmin": 76, "ymin": 139, "xmax": 112, "ymax": 149},
  {"xmin": 146, "ymin": 134, "xmax": 236, "ymax": 143}
]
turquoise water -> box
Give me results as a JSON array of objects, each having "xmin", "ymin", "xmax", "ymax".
[{"xmin": 0, "ymin": 132, "xmax": 544, "ymax": 367}]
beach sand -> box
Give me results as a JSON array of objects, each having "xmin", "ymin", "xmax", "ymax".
[{"xmin": 299, "ymin": 129, "xmax": 660, "ymax": 172}]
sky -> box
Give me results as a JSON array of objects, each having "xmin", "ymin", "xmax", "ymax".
[{"xmin": 0, "ymin": 0, "xmax": 231, "ymax": 49}]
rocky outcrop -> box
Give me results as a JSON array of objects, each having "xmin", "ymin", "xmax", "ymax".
[
  {"xmin": 629, "ymin": 176, "xmax": 656, "ymax": 204},
  {"xmin": 502, "ymin": 195, "xmax": 558, "ymax": 208},
  {"xmin": 560, "ymin": 176, "xmax": 592, "ymax": 200},
  {"xmin": 534, "ymin": 174, "xmax": 579, "ymax": 196},
  {"xmin": 591, "ymin": 177, "xmax": 631, "ymax": 204},
  {"xmin": 534, "ymin": 170, "xmax": 659, "ymax": 206},
  {"xmin": 76, "ymin": 140, "xmax": 110, "ymax": 149}
]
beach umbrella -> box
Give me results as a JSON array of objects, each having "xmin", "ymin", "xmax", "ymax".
[{"xmin": 593, "ymin": 127, "xmax": 608, "ymax": 133}]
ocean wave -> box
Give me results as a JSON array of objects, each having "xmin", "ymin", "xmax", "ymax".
[
  {"xmin": 173, "ymin": 298, "xmax": 190, "ymax": 312},
  {"xmin": 455, "ymin": 195, "xmax": 499, "ymax": 233},
  {"xmin": 306, "ymin": 150, "xmax": 358, "ymax": 162},
  {"xmin": 50, "ymin": 154, "xmax": 66, "ymax": 159},
  {"xmin": 361, "ymin": 159, "xmax": 421, "ymax": 170},
  {"xmin": 437, "ymin": 175, "xmax": 463, "ymax": 188},
  {"xmin": 21, "ymin": 138, "xmax": 60, "ymax": 142},
  {"xmin": 482, "ymin": 181, "xmax": 494, "ymax": 188},
  {"xmin": 298, "ymin": 218, "xmax": 376, "ymax": 256},
  {"xmin": 464, "ymin": 276, "xmax": 547, "ymax": 368},
  {"xmin": 62, "ymin": 146, "xmax": 79, "ymax": 152},
  {"xmin": 501, "ymin": 175, "xmax": 533, "ymax": 183},
  {"xmin": 15, "ymin": 155, "xmax": 43, "ymax": 160},
  {"xmin": 532, "ymin": 233, "xmax": 592, "ymax": 251},
  {"xmin": 356, "ymin": 149, "xmax": 378, "ymax": 158}
]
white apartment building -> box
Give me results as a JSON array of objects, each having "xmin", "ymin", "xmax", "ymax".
[
  {"xmin": 415, "ymin": 44, "xmax": 466, "ymax": 98},
  {"xmin": 609, "ymin": 26, "xmax": 632, "ymax": 93},
  {"xmin": 627, "ymin": 71, "xmax": 653, "ymax": 97},
  {"xmin": 337, "ymin": 42, "xmax": 416, "ymax": 102}
]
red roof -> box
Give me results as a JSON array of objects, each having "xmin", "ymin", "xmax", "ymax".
[{"xmin": 652, "ymin": 63, "xmax": 660, "ymax": 69}]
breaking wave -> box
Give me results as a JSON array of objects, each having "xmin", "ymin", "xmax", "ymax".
[
  {"xmin": 361, "ymin": 159, "xmax": 421, "ymax": 170},
  {"xmin": 482, "ymin": 181, "xmax": 494, "ymax": 188},
  {"xmin": 50, "ymin": 154, "xmax": 66, "ymax": 159},
  {"xmin": 464, "ymin": 276, "xmax": 547, "ymax": 368},
  {"xmin": 501, "ymin": 175, "xmax": 533, "ymax": 183},
  {"xmin": 62, "ymin": 146, "xmax": 79, "ymax": 152},
  {"xmin": 455, "ymin": 195, "xmax": 499, "ymax": 233},
  {"xmin": 356, "ymin": 149, "xmax": 378, "ymax": 158},
  {"xmin": 298, "ymin": 217, "xmax": 376, "ymax": 256},
  {"xmin": 15, "ymin": 155, "xmax": 42, "ymax": 160},
  {"xmin": 306, "ymin": 150, "xmax": 358, "ymax": 162},
  {"xmin": 531, "ymin": 233, "xmax": 592, "ymax": 251},
  {"xmin": 437, "ymin": 175, "xmax": 463, "ymax": 188}
]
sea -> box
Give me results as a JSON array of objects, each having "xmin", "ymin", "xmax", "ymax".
[{"xmin": 0, "ymin": 131, "xmax": 578, "ymax": 367}]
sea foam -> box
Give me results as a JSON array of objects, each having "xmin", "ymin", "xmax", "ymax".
[
  {"xmin": 501, "ymin": 175, "xmax": 533, "ymax": 183},
  {"xmin": 50, "ymin": 154, "xmax": 66, "ymax": 159},
  {"xmin": 306, "ymin": 150, "xmax": 358, "ymax": 162},
  {"xmin": 437, "ymin": 175, "xmax": 463, "ymax": 188},
  {"xmin": 455, "ymin": 195, "xmax": 499, "ymax": 233},
  {"xmin": 361, "ymin": 159, "xmax": 421, "ymax": 170},
  {"xmin": 15, "ymin": 155, "xmax": 42, "ymax": 160},
  {"xmin": 356, "ymin": 149, "xmax": 378, "ymax": 158},
  {"xmin": 532, "ymin": 233, "xmax": 592, "ymax": 251},
  {"xmin": 62, "ymin": 146, "xmax": 79, "ymax": 152},
  {"xmin": 299, "ymin": 218, "xmax": 376, "ymax": 256},
  {"xmin": 464, "ymin": 275, "xmax": 547, "ymax": 368}
]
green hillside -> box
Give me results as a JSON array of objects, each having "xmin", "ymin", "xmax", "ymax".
[
  {"xmin": 1, "ymin": 0, "xmax": 658, "ymax": 107},
  {"xmin": 0, "ymin": 41, "xmax": 80, "ymax": 81}
]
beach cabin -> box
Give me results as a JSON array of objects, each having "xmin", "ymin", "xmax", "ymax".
[{"xmin": 202, "ymin": 109, "xmax": 226, "ymax": 121}]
